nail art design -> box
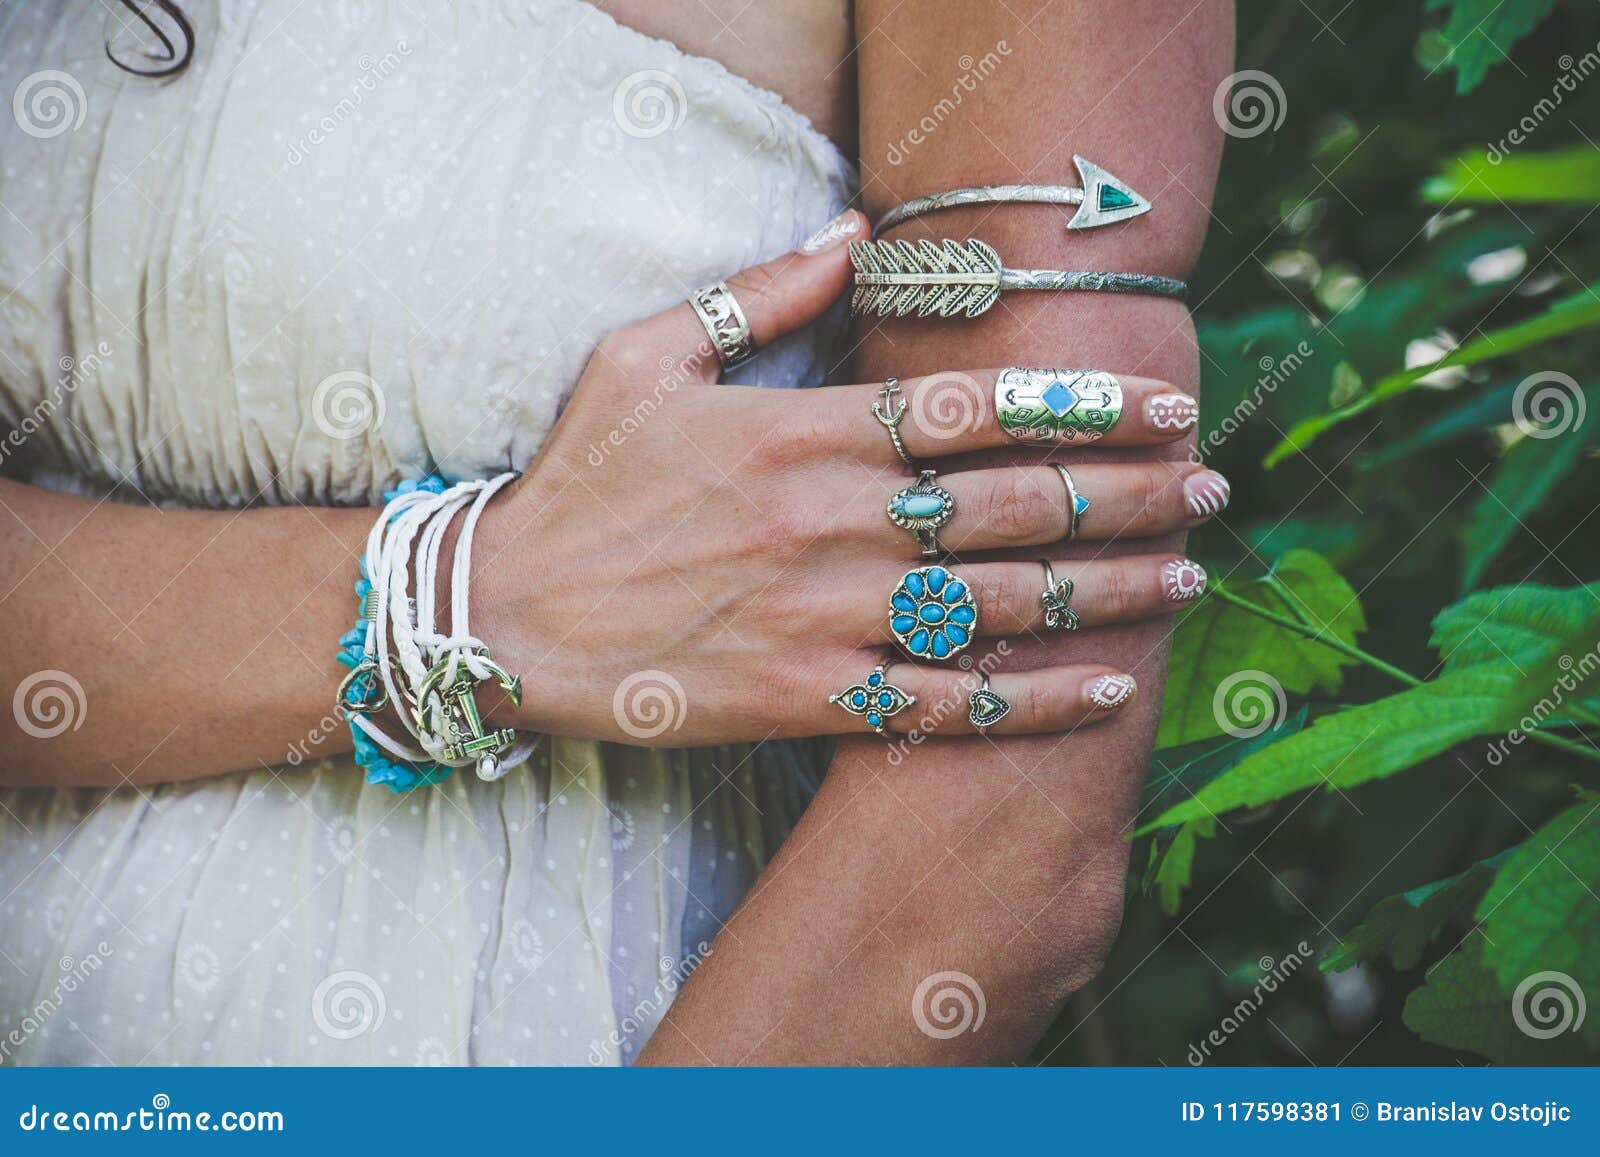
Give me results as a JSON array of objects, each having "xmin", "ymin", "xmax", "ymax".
[
  {"xmin": 1088, "ymin": 674, "xmax": 1137, "ymax": 709},
  {"xmin": 1162, "ymin": 558, "xmax": 1208, "ymax": 602},
  {"xmin": 1184, "ymin": 471, "xmax": 1231, "ymax": 519},
  {"xmin": 1147, "ymin": 393, "xmax": 1199, "ymax": 431},
  {"xmin": 799, "ymin": 212, "xmax": 861, "ymax": 254}
]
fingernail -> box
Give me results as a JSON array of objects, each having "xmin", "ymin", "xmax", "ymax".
[
  {"xmin": 798, "ymin": 210, "xmax": 862, "ymax": 254},
  {"xmin": 1088, "ymin": 674, "xmax": 1137, "ymax": 710},
  {"xmin": 1162, "ymin": 557, "xmax": 1208, "ymax": 602},
  {"xmin": 1184, "ymin": 470, "xmax": 1231, "ymax": 519},
  {"xmin": 1146, "ymin": 392, "xmax": 1199, "ymax": 433}
]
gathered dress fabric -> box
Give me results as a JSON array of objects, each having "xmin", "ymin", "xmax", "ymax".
[{"xmin": 0, "ymin": 0, "xmax": 854, "ymax": 1065}]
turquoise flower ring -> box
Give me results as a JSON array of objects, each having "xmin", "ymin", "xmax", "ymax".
[
  {"xmin": 887, "ymin": 468, "xmax": 955, "ymax": 558},
  {"xmin": 830, "ymin": 663, "xmax": 917, "ymax": 735},
  {"xmin": 890, "ymin": 565, "xmax": 978, "ymax": 661}
]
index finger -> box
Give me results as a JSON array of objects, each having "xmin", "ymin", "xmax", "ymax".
[{"xmin": 815, "ymin": 368, "xmax": 1198, "ymax": 464}]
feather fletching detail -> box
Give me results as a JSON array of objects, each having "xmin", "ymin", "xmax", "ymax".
[{"xmin": 849, "ymin": 238, "xmax": 1003, "ymax": 319}]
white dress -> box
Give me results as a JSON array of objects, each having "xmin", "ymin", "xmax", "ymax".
[{"xmin": 0, "ymin": 0, "xmax": 853, "ymax": 1065}]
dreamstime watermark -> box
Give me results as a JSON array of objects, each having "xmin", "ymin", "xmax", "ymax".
[
  {"xmin": 1486, "ymin": 43, "xmax": 1600, "ymax": 162},
  {"xmin": 13, "ymin": 69, "xmax": 87, "ymax": 139},
  {"xmin": 285, "ymin": 41, "xmax": 412, "ymax": 166},
  {"xmin": 912, "ymin": 970, "xmax": 986, "ymax": 1039},
  {"xmin": 1484, "ymin": 641, "xmax": 1600, "ymax": 767},
  {"xmin": 586, "ymin": 342, "xmax": 716, "ymax": 466},
  {"xmin": 884, "ymin": 43, "xmax": 1012, "ymax": 165},
  {"xmin": 1212, "ymin": 70, "xmax": 1287, "ymax": 139},
  {"xmin": 884, "ymin": 641, "xmax": 1010, "ymax": 766},
  {"xmin": 1512, "ymin": 371, "xmax": 1586, "ymax": 440},
  {"xmin": 612, "ymin": 69, "xmax": 688, "ymax": 138},
  {"xmin": 1511, "ymin": 970, "xmax": 1586, "ymax": 1040},
  {"xmin": 1212, "ymin": 669, "xmax": 1287, "ymax": 739},
  {"xmin": 1, "ymin": 943, "xmax": 114, "ymax": 1063},
  {"xmin": 17, "ymin": 1094, "xmax": 283, "ymax": 1134},
  {"xmin": 587, "ymin": 942, "xmax": 712, "ymax": 1064},
  {"xmin": 12, "ymin": 669, "xmax": 87, "ymax": 740},
  {"xmin": 311, "ymin": 370, "xmax": 386, "ymax": 440},
  {"xmin": 1196, "ymin": 340, "xmax": 1314, "ymax": 459},
  {"xmin": 1187, "ymin": 941, "xmax": 1312, "ymax": 1064},
  {"xmin": 311, "ymin": 970, "xmax": 386, "ymax": 1040},
  {"xmin": 909, "ymin": 370, "xmax": 986, "ymax": 443},
  {"xmin": 612, "ymin": 670, "xmax": 688, "ymax": 740},
  {"xmin": 1, "ymin": 342, "xmax": 113, "ymax": 467}
]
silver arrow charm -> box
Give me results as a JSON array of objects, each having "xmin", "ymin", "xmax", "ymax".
[{"xmin": 873, "ymin": 155, "xmax": 1153, "ymax": 235}]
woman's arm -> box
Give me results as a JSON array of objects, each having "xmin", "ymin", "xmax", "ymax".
[
  {"xmin": 0, "ymin": 477, "xmax": 369, "ymax": 785},
  {"xmin": 642, "ymin": 0, "xmax": 1233, "ymax": 1064}
]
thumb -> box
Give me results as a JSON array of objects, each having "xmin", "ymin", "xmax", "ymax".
[{"xmin": 633, "ymin": 208, "xmax": 867, "ymax": 380}]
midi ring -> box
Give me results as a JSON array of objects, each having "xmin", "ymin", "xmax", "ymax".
[
  {"xmin": 1040, "ymin": 559, "xmax": 1080, "ymax": 632},
  {"xmin": 888, "ymin": 469, "xmax": 954, "ymax": 558},
  {"xmin": 890, "ymin": 565, "xmax": 978, "ymax": 660},
  {"xmin": 872, "ymin": 378, "xmax": 916, "ymax": 466},
  {"xmin": 995, "ymin": 368, "xmax": 1123, "ymax": 443},
  {"xmin": 688, "ymin": 281, "xmax": 757, "ymax": 371},
  {"xmin": 829, "ymin": 662, "xmax": 916, "ymax": 735},
  {"xmin": 968, "ymin": 673, "xmax": 1011, "ymax": 732},
  {"xmin": 1054, "ymin": 464, "xmax": 1089, "ymax": 540}
]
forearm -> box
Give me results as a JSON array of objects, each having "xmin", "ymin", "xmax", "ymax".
[
  {"xmin": 643, "ymin": 0, "xmax": 1230, "ymax": 1063},
  {"xmin": 0, "ymin": 477, "xmax": 368, "ymax": 786}
]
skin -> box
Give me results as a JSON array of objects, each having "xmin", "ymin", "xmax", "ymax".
[
  {"xmin": 0, "ymin": 0, "xmax": 1232, "ymax": 1065},
  {"xmin": 641, "ymin": 0, "xmax": 1233, "ymax": 1064}
]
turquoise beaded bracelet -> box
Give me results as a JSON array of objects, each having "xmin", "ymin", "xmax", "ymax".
[{"xmin": 336, "ymin": 474, "xmax": 452, "ymax": 793}]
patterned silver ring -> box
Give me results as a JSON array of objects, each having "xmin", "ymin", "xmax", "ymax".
[
  {"xmin": 688, "ymin": 281, "xmax": 757, "ymax": 371},
  {"xmin": 829, "ymin": 662, "xmax": 916, "ymax": 735},
  {"xmin": 968, "ymin": 673, "xmax": 1011, "ymax": 732},
  {"xmin": 1040, "ymin": 558, "xmax": 1080, "ymax": 632},
  {"xmin": 872, "ymin": 378, "xmax": 915, "ymax": 466}
]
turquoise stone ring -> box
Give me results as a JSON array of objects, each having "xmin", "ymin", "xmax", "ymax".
[
  {"xmin": 829, "ymin": 663, "xmax": 916, "ymax": 735},
  {"xmin": 888, "ymin": 468, "xmax": 955, "ymax": 558},
  {"xmin": 890, "ymin": 565, "xmax": 979, "ymax": 660}
]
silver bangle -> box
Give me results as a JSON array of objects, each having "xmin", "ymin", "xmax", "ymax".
[
  {"xmin": 875, "ymin": 155, "xmax": 1152, "ymax": 235},
  {"xmin": 849, "ymin": 238, "xmax": 1187, "ymax": 320}
]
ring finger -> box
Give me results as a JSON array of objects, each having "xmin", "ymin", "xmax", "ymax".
[{"xmin": 852, "ymin": 554, "xmax": 1207, "ymax": 653}]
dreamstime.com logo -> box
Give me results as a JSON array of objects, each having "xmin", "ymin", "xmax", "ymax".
[
  {"xmin": 910, "ymin": 371, "xmax": 985, "ymax": 443},
  {"xmin": 1512, "ymin": 371, "xmax": 1586, "ymax": 440},
  {"xmin": 612, "ymin": 69, "xmax": 687, "ymax": 138},
  {"xmin": 912, "ymin": 971, "xmax": 986, "ymax": 1039},
  {"xmin": 17, "ymin": 1094, "xmax": 284, "ymax": 1134},
  {"xmin": 2, "ymin": 943, "xmax": 114, "ymax": 1063},
  {"xmin": 612, "ymin": 670, "xmax": 688, "ymax": 740},
  {"xmin": 1212, "ymin": 669, "xmax": 1287, "ymax": 739},
  {"xmin": 1512, "ymin": 971, "xmax": 1586, "ymax": 1040},
  {"xmin": 312, "ymin": 371, "xmax": 387, "ymax": 440},
  {"xmin": 13, "ymin": 69, "xmax": 87, "ymax": 138},
  {"xmin": 1188, "ymin": 942, "xmax": 1312, "ymax": 1064},
  {"xmin": 311, "ymin": 970, "xmax": 386, "ymax": 1040},
  {"xmin": 12, "ymin": 670, "xmax": 87, "ymax": 739},
  {"xmin": 1212, "ymin": 69, "xmax": 1287, "ymax": 139}
]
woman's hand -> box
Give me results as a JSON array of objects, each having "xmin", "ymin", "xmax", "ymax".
[{"xmin": 472, "ymin": 211, "xmax": 1227, "ymax": 746}]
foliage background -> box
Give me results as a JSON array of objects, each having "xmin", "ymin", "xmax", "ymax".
[{"xmin": 1035, "ymin": 0, "xmax": 1600, "ymax": 1066}]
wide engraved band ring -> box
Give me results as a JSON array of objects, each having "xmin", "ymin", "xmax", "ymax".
[{"xmin": 689, "ymin": 281, "xmax": 757, "ymax": 371}]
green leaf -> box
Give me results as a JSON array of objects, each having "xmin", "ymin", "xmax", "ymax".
[
  {"xmin": 1476, "ymin": 797, "xmax": 1600, "ymax": 1045},
  {"xmin": 1141, "ymin": 710, "xmax": 1308, "ymax": 914},
  {"xmin": 1141, "ymin": 660, "xmax": 1566, "ymax": 833},
  {"xmin": 1423, "ymin": 145, "xmax": 1600, "ymax": 204},
  {"xmin": 1157, "ymin": 552, "xmax": 1364, "ymax": 748},
  {"xmin": 1404, "ymin": 948, "xmax": 1593, "ymax": 1062},
  {"xmin": 1266, "ymin": 284, "xmax": 1600, "ymax": 467},
  {"xmin": 1424, "ymin": 0, "xmax": 1561, "ymax": 94},
  {"xmin": 1322, "ymin": 851, "xmax": 1510, "ymax": 973},
  {"xmin": 1459, "ymin": 411, "xmax": 1596, "ymax": 591}
]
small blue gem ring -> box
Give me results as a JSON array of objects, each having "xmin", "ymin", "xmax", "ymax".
[
  {"xmin": 829, "ymin": 663, "xmax": 916, "ymax": 735},
  {"xmin": 890, "ymin": 564, "xmax": 978, "ymax": 661}
]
